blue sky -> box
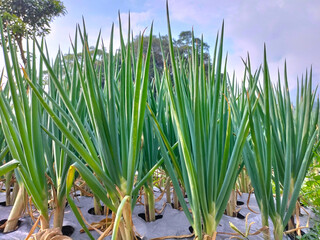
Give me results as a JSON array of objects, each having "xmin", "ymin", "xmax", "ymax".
[{"xmin": 1, "ymin": 0, "xmax": 320, "ymax": 94}]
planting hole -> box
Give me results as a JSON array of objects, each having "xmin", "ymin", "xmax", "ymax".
[
  {"xmin": 62, "ymin": 225, "xmax": 75, "ymax": 236},
  {"xmin": 0, "ymin": 219, "xmax": 22, "ymax": 233},
  {"xmin": 138, "ymin": 213, "xmax": 163, "ymax": 221},
  {"xmin": 88, "ymin": 207, "xmax": 112, "ymax": 215},
  {"xmin": 189, "ymin": 224, "xmax": 203, "ymax": 233},
  {"xmin": 236, "ymin": 212, "xmax": 245, "ymax": 219},
  {"xmin": 237, "ymin": 200, "xmax": 244, "ymax": 206},
  {"xmin": 0, "ymin": 188, "xmax": 13, "ymax": 192},
  {"xmin": 170, "ymin": 203, "xmax": 182, "ymax": 209}
]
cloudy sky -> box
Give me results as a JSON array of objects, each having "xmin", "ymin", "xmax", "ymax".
[{"xmin": 1, "ymin": 0, "xmax": 320, "ymax": 95}]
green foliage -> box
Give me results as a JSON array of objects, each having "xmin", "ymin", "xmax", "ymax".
[
  {"xmin": 0, "ymin": 2, "xmax": 319, "ymax": 239},
  {"xmin": 132, "ymin": 31, "xmax": 210, "ymax": 79},
  {"xmin": 239, "ymin": 50, "xmax": 319, "ymax": 239},
  {"xmin": 301, "ymin": 153, "xmax": 320, "ymax": 212},
  {"xmin": 1, "ymin": 11, "xmax": 25, "ymax": 39},
  {"xmin": 0, "ymin": 0, "xmax": 66, "ymax": 65},
  {"xmin": 0, "ymin": 17, "xmax": 50, "ymax": 226},
  {"xmin": 175, "ymin": 30, "xmax": 210, "ymax": 64},
  {"xmin": 297, "ymin": 220, "xmax": 320, "ymax": 239},
  {"xmin": 152, "ymin": 4, "xmax": 251, "ymax": 239},
  {"xmin": 0, "ymin": 0, "xmax": 66, "ymax": 38}
]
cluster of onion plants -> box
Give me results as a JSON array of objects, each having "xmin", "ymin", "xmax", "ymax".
[
  {"xmin": 249, "ymin": 56, "xmax": 318, "ymax": 239},
  {"xmin": 0, "ymin": 21, "xmax": 51, "ymax": 231},
  {"xmin": 28, "ymin": 17, "xmax": 156, "ymax": 239},
  {"xmin": 0, "ymin": 5, "xmax": 319, "ymax": 240},
  {"xmin": 0, "ymin": 18, "xmax": 80, "ymax": 235},
  {"xmin": 229, "ymin": 51, "xmax": 319, "ymax": 239},
  {"xmin": 151, "ymin": 5, "xmax": 251, "ymax": 240}
]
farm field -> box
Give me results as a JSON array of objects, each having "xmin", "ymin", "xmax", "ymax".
[{"xmin": 0, "ymin": 1, "xmax": 319, "ymax": 240}]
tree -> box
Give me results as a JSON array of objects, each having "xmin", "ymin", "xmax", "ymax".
[
  {"xmin": 133, "ymin": 34, "xmax": 170, "ymax": 80},
  {"xmin": 0, "ymin": 0, "xmax": 66, "ymax": 66},
  {"xmin": 132, "ymin": 30, "xmax": 211, "ymax": 80},
  {"xmin": 176, "ymin": 30, "xmax": 210, "ymax": 67}
]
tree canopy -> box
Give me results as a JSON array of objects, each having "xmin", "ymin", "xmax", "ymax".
[
  {"xmin": 0, "ymin": 0, "xmax": 66, "ymax": 65},
  {"xmin": 62, "ymin": 30, "xmax": 211, "ymax": 84},
  {"xmin": 133, "ymin": 31, "xmax": 211, "ymax": 78}
]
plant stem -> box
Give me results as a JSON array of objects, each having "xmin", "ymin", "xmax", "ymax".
[
  {"xmin": 262, "ymin": 214, "xmax": 271, "ymax": 240},
  {"xmin": 165, "ymin": 177, "xmax": 171, "ymax": 204},
  {"xmin": 119, "ymin": 199, "xmax": 134, "ymax": 240},
  {"xmin": 144, "ymin": 187, "xmax": 150, "ymax": 221},
  {"xmin": 4, "ymin": 184, "xmax": 26, "ymax": 233},
  {"xmin": 203, "ymin": 210, "xmax": 217, "ymax": 239},
  {"xmin": 53, "ymin": 198, "xmax": 66, "ymax": 229},
  {"xmin": 11, "ymin": 181, "xmax": 19, "ymax": 205},
  {"xmin": 5, "ymin": 171, "xmax": 13, "ymax": 206},
  {"xmin": 40, "ymin": 214, "xmax": 50, "ymax": 230},
  {"xmin": 173, "ymin": 188, "xmax": 179, "ymax": 209},
  {"xmin": 273, "ymin": 215, "xmax": 283, "ymax": 240},
  {"xmin": 226, "ymin": 189, "xmax": 237, "ymax": 217},
  {"xmin": 144, "ymin": 179, "xmax": 155, "ymax": 221},
  {"xmin": 94, "ymin": 195, "xmax": 102, "ymax": 215},
  {"xmin": 148, "ymin": 188, "xmax": 156, "ymax": 221}
]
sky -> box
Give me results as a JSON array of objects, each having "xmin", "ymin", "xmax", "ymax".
[{"xmin": 1, "ymin": 0, "xmax": 320, "ymax": 96}]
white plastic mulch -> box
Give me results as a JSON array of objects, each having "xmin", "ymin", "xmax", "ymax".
[{"xmin": 0, "ymin": 189, "xmax": 317, "ymax": 240}]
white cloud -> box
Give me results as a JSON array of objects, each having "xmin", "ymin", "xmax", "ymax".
[
  {"xmin": 161, "ymin": 0, "xmax": 320, "ymax": 93},
  {"xmin": 0, "ymin": 8, "xmax": 154, "ymax": 76},
  {"xmin": 224, "ymin": 0, "xmax": 320, "ymax": 90},
  {"xmin": 44, "ymin": 10, "xmax": 153, "ymax": 56},
  {"xmin": 117, "ymin": 11, "xmax": 153, "ymax": 43}
]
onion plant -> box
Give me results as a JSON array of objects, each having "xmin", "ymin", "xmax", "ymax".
[
  {"xmin": 147, "ymin": 35, "xmax": 191, "ymax": 212},
  {"xmin": 139, "ymin": 51, "xmax": 185, "ymax": 220},
  {"xmin": 42, "ymin": 41, "xmax": 85, "ymax": 228},
  {"xmin": 0, "ymin": 18, "xmax": 49, "ymax": 231},
  {"xmin": 235, "ymin": 49, "xmax": 319, "ymax": 240},
  {"xmin": 25, "ymin": 16, "xmax": 158, "ymax": 239},
  {"xmin": 0, "ymin": 76, "xmax": 8, "ymax": 159},
  {"xmin": 0, "ymin": 16, "xmax": 80, "ymax": 232},
  {"xmin": 0, "ymin": 77, "xmax": 12, "ymax": 205},
  {"xmin": 152, "ymin": 5, "xmax": 251, "ymax": 239},
  {"xmin": 139, "ymin": 66, "xmax": 163, "ymax": 222}
]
